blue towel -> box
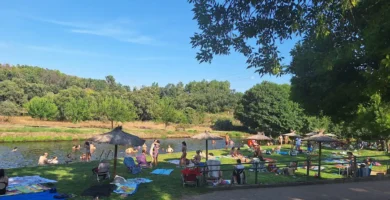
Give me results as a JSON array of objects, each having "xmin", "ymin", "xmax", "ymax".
[
  {"xmin": 0, "ymin": 191, "xmax": 57, "ymax": 200},
  {"xmin": 279, "ymin": 151, "xmax": 289, "ymax": 155},
  {"xmin": 151, "ymin": 169, "xmax": 173, "ymax": 175}
]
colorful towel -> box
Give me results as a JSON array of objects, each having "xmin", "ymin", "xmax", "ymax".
[
  {"xmin": 8, "ymin": 176, "xmax": 56, "ymax": 187},
  {"xmin": 5, "ymin": 184, "xmax": 51, "ymax": 196},
  {"xmin": 126, "ymin": 178, "xmax": 153, "ymax": 185},
  {"xmin": 151, "ymin": 169, "xmax": 174, "ymax": 175},
  {"xmin": 113, "ymin": 183, "xmax": 138, "ymax": 195},
  {"xmin": 167, "ymin": 160, "xmax": 180, "ymax": 165}
]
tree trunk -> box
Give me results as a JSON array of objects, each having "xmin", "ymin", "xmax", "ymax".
[
  {"xmin": 386, "ymin": 139, "xmax": 389, "ymax": 154},
  {"xmin": 111, "ymin": 120, "xmax": 114, "ymax": 129}
]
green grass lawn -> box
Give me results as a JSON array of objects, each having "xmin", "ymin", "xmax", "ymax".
[{"xmin": 6, "ymin": 146, "xmax": 390, "ymax": 200}]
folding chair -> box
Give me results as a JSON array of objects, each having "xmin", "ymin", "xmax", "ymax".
[
  {"xmin": 124, "ymin": 157, "xmax": 142, "ymax": 174},
  {"xmin": 92, "ymin": 161, "xmax": 110, "ymax": 182}
]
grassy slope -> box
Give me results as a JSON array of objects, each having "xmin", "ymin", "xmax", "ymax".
[
  {"xmin": 0, "ymin": 113, "xmax": 249, "ymax": 142},
  {"xmin": 7, "ymin": 146, "xmax": 390, "ymax": 200}
]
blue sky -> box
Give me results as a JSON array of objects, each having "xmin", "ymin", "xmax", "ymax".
[{"xmin": 0, "ymin": 0, "xmax": 297, "ymax": 92}]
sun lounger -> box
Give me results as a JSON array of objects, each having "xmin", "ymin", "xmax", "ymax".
[{"xmin": 124, "ymin": 157, "xmax": 141, "ymax": 175}]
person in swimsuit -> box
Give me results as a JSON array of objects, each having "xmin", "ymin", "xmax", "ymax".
[
  {"xmin": 153, "ymin": 140, "xmax": 160, "ymax": 167},
  {"xmin": 149, "ymin": 139, "xmax": 156, "ymax": 164},
  {"xmin": 225, "ymin": 133, "xmax": 230, "ymax": 150},
  {"xmin": 84, "ymin": 141, "xmax": 91, "ymax": 162},
  {"xmin": 180, "ymin": 141, "xmax": 187, "ymax": 167}
]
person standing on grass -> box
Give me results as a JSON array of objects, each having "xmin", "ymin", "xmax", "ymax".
[
  {"xmin": 225, "ymin": 133, "xmax": 230, "ymax": 150},
  {"xmin": 278, "ymin": 135, "xmax": 283, "ymax": 145},
  {"xmin": 149, "ymin": 139, "xmax": 157, "ymax": 164},
  {"xmin": 84, "ymin": 141, "xmax": 91, "ymax": 162},
  {"xmin": 152, "ymin": 140, "xmax": 160, "ymax": 167},
  {"xmin": 180, "ymin": 141, "xmax": 187, "ymax": 167}
]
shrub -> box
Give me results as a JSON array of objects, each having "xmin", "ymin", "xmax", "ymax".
[{"xmin": 213, "ymin": 119, "xmax": 234, "ymax": 131}]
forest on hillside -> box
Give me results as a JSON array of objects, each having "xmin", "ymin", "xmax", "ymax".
[{"xmin": 0, "ymin": 63, "xmax": 387, "ymax": 140}]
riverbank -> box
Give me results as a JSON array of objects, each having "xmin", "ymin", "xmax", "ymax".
[
  {"xmin": 5, "ymin": 147, "xmax": 390, "ymax": 200},
  {"xmin": 0, "ymin": 125, "xmax": 249, "ymax": 142},
  {"xmin": 0, "ymin": 115, "xmax": 250, "ymax": 142}
]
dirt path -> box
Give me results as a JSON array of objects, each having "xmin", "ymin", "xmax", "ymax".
[{"xmin": 183, "ymin": 181, "xmax": 390, "ymax": 200}]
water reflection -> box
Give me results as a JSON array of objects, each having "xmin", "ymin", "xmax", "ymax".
[{"xmin": 0, "ymin": 138, "xmax": 243, "ymax": 169}]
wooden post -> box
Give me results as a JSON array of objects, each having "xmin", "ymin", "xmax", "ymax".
[
  {"xmin": 306, "ymin": 156, "xmax": 310, "ymax": 177},
  {"xmin": 318, "ymin": 142, "xmax": 322, "ymax": 178},
  {"xmin": 206, "ymin": 140, "xmax": 208, "ymax": 161},
  {"xmin": 353, "ymin": 156, "xmax": 357, "ymax": 177},
  {"xmin": 255, "ymin": 162, "xmax": 258, "ymax": 184},
  {"xmin": 113, "ymin": 144, "xmax": 118, "ymax": 177}
]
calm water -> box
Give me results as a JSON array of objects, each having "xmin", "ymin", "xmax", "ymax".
[{"xmin": 0, "ymin": 138, "xmax": 244, "ymax": 169}]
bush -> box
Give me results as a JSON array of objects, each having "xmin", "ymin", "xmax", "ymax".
[{"xmin": 213, "ymin": 119, "xmax": 234, "ymax": 131}]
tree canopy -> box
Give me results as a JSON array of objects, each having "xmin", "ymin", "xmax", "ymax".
[
  {"xmin": 189, "ymin": 0, "xmax": 390, "ymax": 139},
  {"xmin": 234, "ymin": 82, "xmax": 304, "ymax": 135}
]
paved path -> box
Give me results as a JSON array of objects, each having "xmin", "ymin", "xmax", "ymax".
[{"xmin": 183, "ymin": 181, "xmax": 390, "ymax": 200}]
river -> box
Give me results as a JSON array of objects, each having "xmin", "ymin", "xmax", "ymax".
[{"xmin": 0, "ymin": 138, "xmax": 244, "ymax": 169}]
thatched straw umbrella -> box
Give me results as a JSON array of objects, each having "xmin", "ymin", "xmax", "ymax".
[
  {"xmin": 302, "ymin": 130, "xmax": 339, "ymax": 178},
  {"xmin": 325, "ymin": 133, "xmax": 337, "ymax": 137},
  {"xmin": 89, "ymin": 126, "xmax": 145, "ymax": 177},
  {"xmin": 306, "ymin": 132, "xmax": 318, "ymax": 136},
  {"xmin": 283, "ymin": 131, "xmax": 301, "ymax": 149},
  {"xmin": 246, "ymin": 132, "xmax": 273, "ymax": 141},
  {"xmin": 191, "ymin": 131, "xmax": 223, "ymax": 160}
]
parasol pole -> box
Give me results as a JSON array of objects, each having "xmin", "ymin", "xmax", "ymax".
[
  {"xmin": 114, "ymin": 144, "xmax": 118, "ymax": 177},
  {"xmin": 206, "ymin": 139, "xmax": 208, "ymax": 161},
  {"xmin": 318, "ymin": 142, "xmax": 322, "ymax": 178}
]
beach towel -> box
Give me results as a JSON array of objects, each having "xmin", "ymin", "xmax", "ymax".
[
  {"xmin": 151, "ymin": 169, "xmax": 174, "ymax": 175},
  {"xmin": 167, "ymin": 160, "xmax": 180, "ymax": 165},
  {"xmin": 113, "ymin": 183, "xmax": 138, "ymax": 195},
  {"xmin": 125, "ymin": 178, "xmax": 152, "ymax": 185},
  {"xmin": 8, "ymin": 176, "xmax": 57, "ymax": 187},
  {"xmin": 279, "ymin": 151, "xmax": 289, "ymax": 155},
  {"xmin": 0, "ymin": 191, "xmax": 57, "ymax": 200}
]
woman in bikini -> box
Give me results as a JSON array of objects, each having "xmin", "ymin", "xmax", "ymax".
[{"xmin": 180, "ymin": 141, "xmax": 187, "ymax": 167}]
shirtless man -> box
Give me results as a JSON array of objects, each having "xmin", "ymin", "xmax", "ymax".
[{"xmin": 225, "ymin": 133, "xmax": 230, "ymax": 150}]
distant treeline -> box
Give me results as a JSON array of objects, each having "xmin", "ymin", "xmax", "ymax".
[{"xmin": 0, "ymin": 64, "xmax": 242, "ymax": 127}]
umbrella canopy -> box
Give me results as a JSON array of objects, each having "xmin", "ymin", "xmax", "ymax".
[
  {"xmin": 283, "ymin": 132, "xmax": 301, "ymax": 137},
  {"xmin": 89, "ymin": 126, "xmax": 145, "ymax": 177},
  {"xmin": 302, "ymin": 133, "xmax": 339, "ymax": 178},
  {"xmin": 246, "ymin": 133, "xmax": 272, "ymax": 141},
  {"xmin": 302, "ymin": 134, "xmax": 339, "ymax": 142},
  {"xmin": 191, "ymin": 131, "xmax": 223, "ymax": 161},
  {"xmin": 325, "ymin": 133, "xmax": 337, "ymax": 137},
  {"xmin": 90, "ymin": 126, "xmax": 145, "ymax": 146},
  {"xmin": 191, "ymin": 132, "xmax": 223, "ymax": 140},
  {"xmin": 305, "ymin": 132, "xmax": 318, "ymax": 136}
]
